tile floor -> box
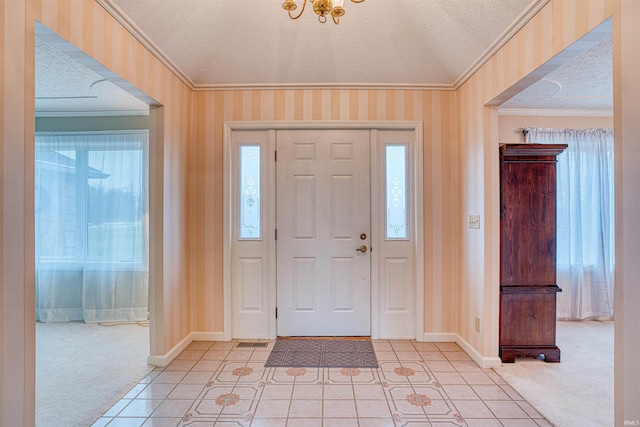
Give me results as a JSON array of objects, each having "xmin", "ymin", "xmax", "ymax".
[{"xmin": 93, "ymin": 340, "xmax": 553, "ymax": 427}]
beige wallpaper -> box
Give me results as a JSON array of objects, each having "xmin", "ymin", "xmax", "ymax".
[{"xmin": 189, "ymin": 89, "xmax": 460, "ymax": 335}]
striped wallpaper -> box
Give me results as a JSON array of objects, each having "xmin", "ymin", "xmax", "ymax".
[{"xmin": 189, "ymin": 89, "xmax": 460, "ymax": 336}]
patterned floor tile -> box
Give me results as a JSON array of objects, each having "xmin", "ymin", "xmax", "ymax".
[
  {"xmin": 421, "ymin": 399, "xmax": 459, "ymax": 417},
  {"xmin": 180, "ymin": 371, "xmax": 215, "ymax": 385},
  {"xmin": 249, "ymin": 419, "xmax": 288, "ymax": 427},
  {"xmin": 378, "ymin": 367, "xmax": 411, "ymax": 384},
  {"xmin": 323, "ymin": 384, "xmax": 355, "ymax": 399},
  {"xmin": 179, "ymin": 417, "xmax": 219, "ymax": 426},
  {"xmin": 253, "ymin": 399, "xmax": 290, "ymax": 418},
  {"xmin": 176, "ymin": 350, "xmax": 206, "ymax": 361},
  {"xmin": 470, "ymin": 385, "xmax": 511, "ymax": 400},
  {"xmin": 288, "ymin": 399, "xmax": 322, "ymax": 418},
  {"xmin": 136, "ymin": 383, "xmax": 176, "ymax": 400},
  {"xmin": 99, "ymin": 339, "xmax": 554, "ymax": 427},
  {"xmin": 355, "ymin": 399, "xmax": 394, "ymax": 418},
  {"xmin": 260, "ymin": 383, "xmax": 293, "ymax": 400},
  {"xmin": 411, "ymin": 385, "xmax": 449, "ymax": 400},
  {"xmin": 353, "ymin": 383, "xmax": 387, "ymax": 400},
  {"xmin": 166, "ymin": 359, "xmax": 198, "ymax": 371},
  {"xmin": 168, "ymin": 384, "xmax": 206, "ymax": 400},
  {"xmin": 291, "ymin": 383, "xmax": 323, "ymax": 399},
  {"xmin": 284, "ymin": 419, "xmax": 322, "ymax": 427},
  {"xmin": 347, "ymin": 368, "xmax": 380, "ymax": 384},
  {"xmin": 186, "ymin": 341, "xmax": 214, "ymax": 351},
  {"xmin": 359, "ymin": 418, "xmax": 397, "ymax": 427},
  {"xmin": 483, "ymin": 400, "xmax": 530, "ymax": 418},
  {"xmin": 375, "ymin": 351, "xmax": 400, "ymax": 361},
  {"xmin": 199, "ymin": 384, "xmax": 235, "ymax": 398},
  {"xmin": 428, "ymin": 419, "xmax": 466, "ymax": 427},
  {"xmin": 140, "ymin": 418, "xmax": 183, "ymax": 427},
  {"xmin": 118, "ymin": 399, "xmax": 163, "ymax": 417},
  {"xmin": 323, "ymin": 399, "xmax": 357, "ymax": 418},
  {"xmin": 150, "ymin": 399, "xmax": 193, "ymax": 418},
  {"xmin": 153, "ymin": 370, "xmax": 189, "ymax": 384}
]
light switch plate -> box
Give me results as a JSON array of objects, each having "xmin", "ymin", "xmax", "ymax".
[{"xmin": 469, "ymin": 215, "xmax": 480, "ymax": 229}]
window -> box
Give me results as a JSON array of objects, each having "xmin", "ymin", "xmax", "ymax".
[
  {"xmin": 239, "ymin": 145, "xmax": 261, "ymax": 239},
  {"xmin": 385, "ymin": 144, "xmax": 408, "ymax": 239},
  {"xmin": 35, "ymin": 131, "xmax": 147, "ymax": 266},
  {"xmin": 525, "ymin": 127, "xmax": 614, "ymax": 319}
]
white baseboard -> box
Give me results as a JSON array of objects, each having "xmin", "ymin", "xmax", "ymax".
[
  {"xmin": 420, "ymin": 333, "xmax": 502, "ymax": 369},
  {"xmin": 455, "ymin": 335, "xmax": 502, "ymax": 369},
  {"xmin": 420, "ymin": 333, "xmax": 458, "ymax": 342},
  {"xmin": 147, "ymin": 332, "xmax": 228, "ymax": 367},
  {"xmin": 191, "ymin": 332, "xmax": 226, "ymax": 341},
  {"xmin": 147, "ymin": 333, "xmax": 192, "ymax": 367}
]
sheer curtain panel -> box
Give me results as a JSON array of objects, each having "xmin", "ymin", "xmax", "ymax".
[
  {"xmin": 526, "ymin": 128, "xmax": 614, "ymax": 319},
  {"xmin": 35, "ymin": 131, "xmax": 149, "ymax": 323}
]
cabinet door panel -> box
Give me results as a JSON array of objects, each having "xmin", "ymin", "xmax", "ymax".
[
  {"xmin": 501, "ymin": 161, "xmax": 556, "ymax": 286},
  {"xmin": 500, "ymin": 290, "xmax": 557, "ymax": 346}
]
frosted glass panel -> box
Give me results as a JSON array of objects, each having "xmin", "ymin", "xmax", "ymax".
[
  {"xmin": 386, "ymin": 145, "xmax": 407, "ymax": 239},
  {"xmin": 240, "ymin": 145, "xmax": 261, "ymax": 239}
]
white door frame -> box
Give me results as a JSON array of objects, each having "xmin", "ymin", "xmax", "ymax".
[{"xmin": 223, "ymin": 121, "xmax": 424, "ymax": 340}]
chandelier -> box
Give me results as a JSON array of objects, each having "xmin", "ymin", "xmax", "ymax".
[{"xmin": 282, "ymin": 0, "xmax": 365, "ymax": 25}]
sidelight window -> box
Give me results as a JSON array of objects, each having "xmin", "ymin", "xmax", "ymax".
[
  {"xmin": 239, "ymin": 145, "xmax": 261, "ymax": 239},
  {"xmin": 385, "ymin": 144, "xmax": 408, "ymax": 239}
]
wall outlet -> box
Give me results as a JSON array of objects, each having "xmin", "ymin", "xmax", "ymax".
[
  {"xmin": 475, "ymin": 317, "xmax": 480, "ymax": 332},
  {"xmin": 469, "ymin": 215, "xmax": 480, "ymax": 229}
]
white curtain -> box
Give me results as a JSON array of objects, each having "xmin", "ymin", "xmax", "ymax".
[
  {"xmin": 526, "ymin": 128, "xmax": 614, "ymax": 319},
  {"xmin": 35, "ymin": 131, "xmax": 149, "ymax": 323}
]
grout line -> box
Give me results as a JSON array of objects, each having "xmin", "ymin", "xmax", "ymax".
[{"xmin": 98, "ymin": 338, "xmax": 553, "ymax": 426}]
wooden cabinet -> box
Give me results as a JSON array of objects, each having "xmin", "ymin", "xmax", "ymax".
[{"xmin": 499, "ymin": 144, "xmax": 567, "ymax": 363}]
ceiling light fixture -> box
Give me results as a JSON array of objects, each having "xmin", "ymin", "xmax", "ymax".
[{"xmin": 282, "ymin": 0, "xmax": 365, "ymax": 25}]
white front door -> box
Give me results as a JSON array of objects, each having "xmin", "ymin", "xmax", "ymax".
[{"xmin": 276, "ymin": 129, "xmax": 371, "ymax": 336}]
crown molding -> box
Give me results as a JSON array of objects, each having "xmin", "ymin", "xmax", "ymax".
[
  {"xmin": 498, "ymin": 108, "xmax": 613, "ymax": 117},
  {"xmin": 97, "ymin": 0, "xmax": 196, "ymax": 90},
  {"xmin": 192, "ymin": 82, "xmax": 456, "ymax": 91},
  {"xmin": 35, "ymin": 109, "xmax": 149, "ymax": 118},
  {"xmin": 452, "ymin": 0, "xmax": 551, "ymax": 90}
]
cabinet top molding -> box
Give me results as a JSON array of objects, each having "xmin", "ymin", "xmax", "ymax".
[{"xmin": 500, "ymin": 144, "xmax": 568, "ymax": 157}]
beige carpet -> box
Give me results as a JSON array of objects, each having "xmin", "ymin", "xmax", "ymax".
[
  {"xmin": 36, "ymin": 321, "xmax": 153, "ymax": 427},
  {"xmin": 494, "ymin": 320, "xmax": 614, "ymax": 427}
]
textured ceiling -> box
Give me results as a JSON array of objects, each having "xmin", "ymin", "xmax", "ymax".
[
  {"xmin": 105, "ymin": 0, "xmax": 539, "ymax": 88},
  {"xmin": 35, "ymin": 36, "xmax": 149, "ymax": 116},
  {"xmin": 36, "ymin": 0, "xmax": 613, "ymax": 115},
  {"xmin": 35, "ymin": 22, "xmax": 151, "ymax": 116},
  {"xmin": 501, "ymin": 35, "xmax": 612, "ymax": 111}
]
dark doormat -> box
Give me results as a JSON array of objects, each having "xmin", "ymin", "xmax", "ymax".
[{"xmin": 264, "ymin": 339, "xmax": 378, "ymax": 368}]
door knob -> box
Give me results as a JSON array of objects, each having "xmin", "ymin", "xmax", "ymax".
[{"xmin": 356, "ymin": 245, "xmax": 368, "ymax": 253}]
